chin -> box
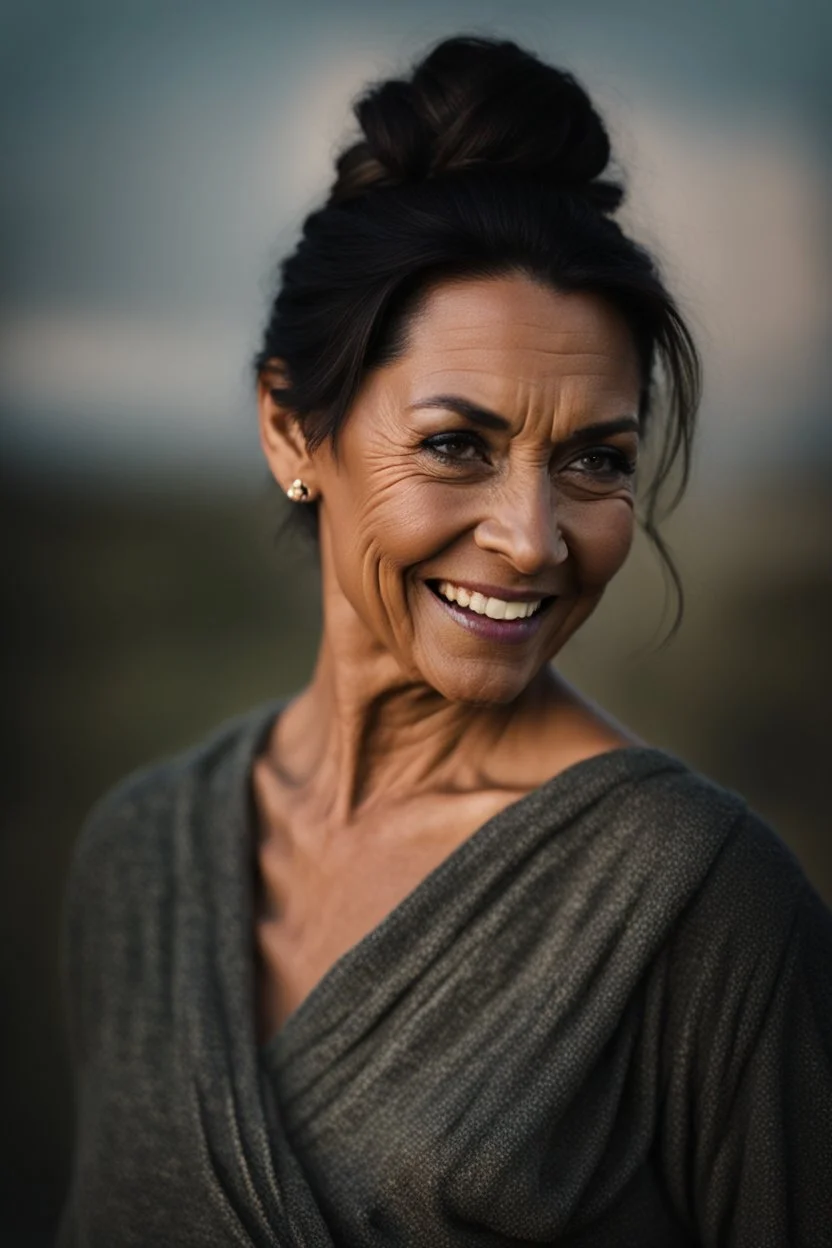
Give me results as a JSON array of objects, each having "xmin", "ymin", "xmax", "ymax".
[
  {"xmin": 418, "ymin": 658, "xmax": 545, "ymax": 707},
  {"xmin": 405, "ymin": 589, "xmax": 597, "ymax": 706}
]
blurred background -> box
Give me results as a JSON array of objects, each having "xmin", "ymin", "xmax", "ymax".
[{"xmin": 1, "ymin": 0, "xmax": 830, "ymax": 1241}]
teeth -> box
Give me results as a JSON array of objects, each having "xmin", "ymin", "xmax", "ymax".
[{"xmin": 435, "ymin": 581, "xmax": 544, "ymax": 620}]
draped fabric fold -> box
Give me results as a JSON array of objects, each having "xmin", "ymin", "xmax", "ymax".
[
  {"xmin": 59, "ymin": 704, "xmax": 333, "ymax": 1248},
  {"xmin": 58, "ymin": 702, "xmax": 832, "ymax": 1247}
]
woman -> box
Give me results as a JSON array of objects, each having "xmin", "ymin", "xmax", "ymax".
[{"xmin": 58, "ymin": 35, "xmax": 831, "ymax": 1247}]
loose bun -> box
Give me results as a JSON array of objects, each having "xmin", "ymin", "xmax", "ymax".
[{"xmin": 331, "ymin": 36, "xmax": 623, "ymax": 212}]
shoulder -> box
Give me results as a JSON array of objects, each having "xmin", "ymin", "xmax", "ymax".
[
  {"xmin": 559, "ymin": 741, "xmax": 750, "ymax": 855},
  {"xmin": 59, "ymin": 701, "xmax": 280, "ymax": 1065},
  {"xmin": 630, "ymin": 751, "xmax": 821, "ymax": 930},
  {"xmin": 651, "ymin": 802, "xmax": 832, "ymax": 1239},
  {"xmin": 660, "ymin": 788, "xmax": 831, "ymax": 1033},
  {"xmin": 575, "ymin": 744, "xmax": 826, "ymax": 942},
  {"xmin": 676, "ymin": 796, "xmax": 820, "ymax": 944},
  {"xmin": 541, "ymin": 678, "xmax": 751, "ymax": 850},
  {"xmin": 64, "ymin": 700, "xmax": 280, "ymax": 917},
  {"xmin": 557, "ymin": 740, "xmax": 831, "ymax": 1009}
]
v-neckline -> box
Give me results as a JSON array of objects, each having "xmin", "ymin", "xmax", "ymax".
[{"xmin": 237, "ymin": 699, "xmax": 682, "ymax": 1065}]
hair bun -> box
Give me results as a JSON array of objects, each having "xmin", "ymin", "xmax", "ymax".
[{"xmin": 331, "ymin": 36, "xmax": 622, "ymax": 212}]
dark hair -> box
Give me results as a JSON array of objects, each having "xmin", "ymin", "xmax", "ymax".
[{"xmin": 256, "ymin": 35, "xmax": 700, "ymax": 636}]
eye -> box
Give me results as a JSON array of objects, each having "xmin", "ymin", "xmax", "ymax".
[
  {"xmin": 420, "ymin": 430, "xmax": 490, "ymax": 465},
  {"xmin": 566, "ymin": 446, "xmax": 636, "ymax": 481}
]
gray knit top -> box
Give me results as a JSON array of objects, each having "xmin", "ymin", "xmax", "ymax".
[{"xmin": 57, "ymin": 701, "xmax": 832, "ymax": 1246}]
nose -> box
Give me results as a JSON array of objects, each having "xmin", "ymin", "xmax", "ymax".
[{"xmin": 473, "ymin": 466, "xmax": 568, "ymax": 576}]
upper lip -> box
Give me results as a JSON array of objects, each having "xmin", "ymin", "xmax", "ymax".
[{"xmin": 428, "ymin": 579, "xmax": 557, "ymax": 602}]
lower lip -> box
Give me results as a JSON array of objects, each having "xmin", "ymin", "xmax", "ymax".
[{"xmin": 427, "ymin": 587, "xmax": 552, "ymax": 645}]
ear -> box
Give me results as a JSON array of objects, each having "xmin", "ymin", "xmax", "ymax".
[{"xmin": 257, "ymin": 359, "xmax": 318, "ymax": 495}]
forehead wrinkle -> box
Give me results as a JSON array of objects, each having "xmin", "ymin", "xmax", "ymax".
[
  {"xmin": 408, "ymin": 312, "xmax": 633, "ymax": 353},
  {"xmin": 405, "ymin": 288, "xmax": 640, "ymax": 380},
  {"xmin": 409, "ymin": 339, "xmax": 624, "ymax": 362},
  {"xmin": 407, "ymin": 366, "xmax": 638, "ymax": 428},
  {"xmin": 425, "ymin": 317, "xmax": 619, "ymax": 339},
  {"xmin": 404, "ymin": 345, "xmax": 639, "ymax": 398},
  {"xmin": 409, "ymin": 357, "xmax": 634, "ymax": 393}
]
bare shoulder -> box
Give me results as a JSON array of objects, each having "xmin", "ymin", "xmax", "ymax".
[
  {"xmin": 478, "ymin": 672, "xmax": 644, "ymax": 796},
  {"xmin": 538, "ymin": 671, "xmax": 645, "ymax": 771}
]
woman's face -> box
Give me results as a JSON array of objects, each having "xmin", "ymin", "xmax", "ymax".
[{"xmin": 304, "ymin": 273, "xmax": 642, "ymax": 705}]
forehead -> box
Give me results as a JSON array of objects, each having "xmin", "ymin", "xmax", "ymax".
[{"xmin": 393, "ymin": 272, "xmax": 641, "ymax": 409}]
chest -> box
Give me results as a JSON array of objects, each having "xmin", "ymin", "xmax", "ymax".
[
  {"xmin": 252, "ymin": 788, "xmax": 515, "ymax": 1040},
  {"xmin": 262, "ymin": 912, "xmax": 681, "ymax": 1247}
]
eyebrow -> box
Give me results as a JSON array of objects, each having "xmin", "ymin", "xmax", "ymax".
[{"xmin": 408, "ymin": 395, "xmax": 640, "ymax": 448}]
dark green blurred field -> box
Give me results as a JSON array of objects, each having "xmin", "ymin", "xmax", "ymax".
[{"xmin": 2, "ymin": 476, "xmax": 830, "ymax": 1244}]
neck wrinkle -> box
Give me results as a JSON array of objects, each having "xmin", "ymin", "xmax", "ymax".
[
  {"xmin": 268, "ymin": 522, "xmax": 556, "ymax": 825},
  {"xmin": 293, "ymin": 647, "xmax": 523, "ymax": 823}
]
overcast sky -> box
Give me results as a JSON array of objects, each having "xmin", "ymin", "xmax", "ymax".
[{"xmin": 1, "ymin": 0, "xmax": 829, "ymax": 490}]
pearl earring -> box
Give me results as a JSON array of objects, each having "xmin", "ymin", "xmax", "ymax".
[{"xmin": 286, "ymin": 478, "xmax": 312, "ymax": 502}]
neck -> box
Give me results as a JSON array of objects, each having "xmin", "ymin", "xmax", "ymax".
[{"xmin": 270, "ymin": 566, "xmax": 555, "ymax": 824}]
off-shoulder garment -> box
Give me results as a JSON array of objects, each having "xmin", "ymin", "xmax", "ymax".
[{"xmin": 58, "ymin": 702, "xmax": 832, "ymax": 1246}]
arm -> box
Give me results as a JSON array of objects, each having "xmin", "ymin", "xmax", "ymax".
[
  {"xmin": 54, "ymin": 764, "xmax": 177, "ymax": 1248},
  {"xmin": 55, "ymin": 786, "xmax": 130, "ymax": 1248},
  {"xmin": 660, "ymin": 813, "xmax": 832, "ymax": 1247}
]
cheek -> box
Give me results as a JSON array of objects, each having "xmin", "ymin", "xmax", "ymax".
[
  {"xmin": 563, "ymin": 498, "xmax": 635, "ymax": 589},
  {"xmin": 320, "ymin": 459, "xmax": 464, "ymax": 629},
  {"xmin": 327, "ymin": 442, "xmax": 474, "ymax": 570}
]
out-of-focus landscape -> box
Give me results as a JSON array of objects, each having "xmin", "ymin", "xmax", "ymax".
[{"xmin": 2, "ymin": 0, "xmax": 830, "ymax": 1243}]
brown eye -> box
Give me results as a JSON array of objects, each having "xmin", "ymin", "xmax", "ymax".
[
  {"xmin": 568, "ymin": 448, "xmax": 636, "ymax": 479},
  {"xmin": 421, "ymin": 431, "xmax": 490, "ymax": 463}
]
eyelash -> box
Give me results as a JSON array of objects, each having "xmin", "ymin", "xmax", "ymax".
[
  {"xmin": 421, "ymin": 432, "xmax": 637, "ymax": 478},
  {"xmin": 571, "ymin": 448, "xmax": 637, "ymax": 478},
  {"xmin": 422, "ymin": 432, "xmax": 488, "ymax": 462}
]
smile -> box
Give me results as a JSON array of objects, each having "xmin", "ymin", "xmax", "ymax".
[
  {"xmin": 435, "ymin": 581, "xmax": 544, "ymax": 620},
  {"xmin": 427, "ymin": 579, "xmax": 556, "ymax": 644}
]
